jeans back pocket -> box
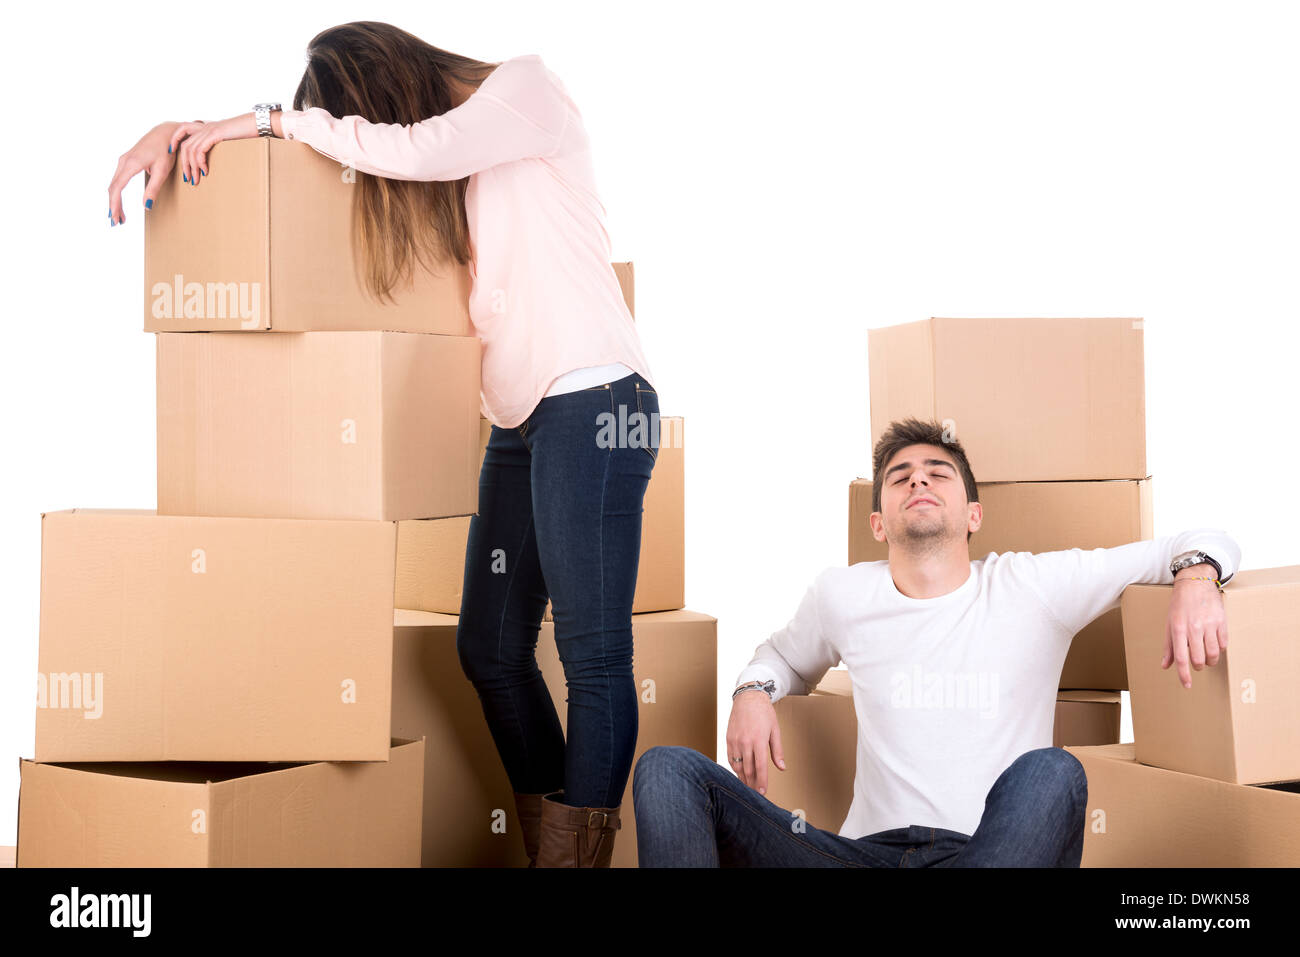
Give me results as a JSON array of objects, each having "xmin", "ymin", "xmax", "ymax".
[{"xmin": 634, "ymin": 384, "xmax": 660, "ymax": 464}]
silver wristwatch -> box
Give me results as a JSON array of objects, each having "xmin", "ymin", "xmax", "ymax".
[
  {"xmin": 1170, "ymin": 549, "xmax": 1222, "ymax": 580},
  {"xmin": 252, "ymin": 102, "xmax": 282, "ymax": 137},
  {"xmin": 733, "ymin": 679, "xmax": 776, "ymax": 701}
]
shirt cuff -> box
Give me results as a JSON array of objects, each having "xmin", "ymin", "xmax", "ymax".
[
  {"xmin": 1200, "ymin": 550, "xmax": 1231, "ymax": 585},
  {"xmin": 279, "ymin": 109, "xmax": 309, "ymax": 141},
  {"xmin": 733, "ymin": 665, "xmax": 785, "ymax": 702}
]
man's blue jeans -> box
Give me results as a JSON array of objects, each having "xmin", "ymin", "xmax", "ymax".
[
  {"xmin": 456, "ymin": 372, "xmax": 659, "ymax": 810},
  {"xmin": 632, "ymin": 745, "xmax": 1087, "ymax": 866}
]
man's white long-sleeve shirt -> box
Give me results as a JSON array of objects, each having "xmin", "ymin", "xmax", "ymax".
[{"xmin": 733, "ymin": 530, "xmax": 1242, "ymax": 839}]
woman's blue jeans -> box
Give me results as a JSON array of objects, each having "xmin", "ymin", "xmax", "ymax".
[
  {"xmin": 456, "ymin": 372, "xmax": 660, "ymax": 809},
  {"xmin": 632, "ymin": 745, "xmax": 1088, "ymax": 867}
]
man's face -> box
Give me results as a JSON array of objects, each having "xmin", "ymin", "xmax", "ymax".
[{"xmin": 870, "ymin": 443, "xmax": 980, "ymax": 546}]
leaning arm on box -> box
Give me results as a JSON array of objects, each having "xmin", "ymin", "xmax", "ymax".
[
  {"xmin": 733, "ymin": 571, "xmax": 842, "ymax": 705},
  {"xmin": 1007, "ymin": 528, "xmax": 1241, "ymax": 687},
  {"xmin": 729, "ymin": 572, "xmax": 841, "ymax": 792},
  {"xmin": 276, "ymin": 61, "xmax": 567, "ymax": 181}
]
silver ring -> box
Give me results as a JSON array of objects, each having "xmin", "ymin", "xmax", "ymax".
[{"xmin": 730, "ymin": 755, "xmax": 742, "ymax": 763}]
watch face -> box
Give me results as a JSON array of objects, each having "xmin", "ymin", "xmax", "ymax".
[{"xmin": 1172, "ymin": 551, "xmax": 1214, "ymax": 576}]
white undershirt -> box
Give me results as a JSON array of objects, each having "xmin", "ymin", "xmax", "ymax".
[
  {"xmin": 734, "ymin": 529, "xmax": 1241, "ymax": 838},
  {"xmin": 543, "ymin": 362, "xmax": 634, "ymax": 397}
]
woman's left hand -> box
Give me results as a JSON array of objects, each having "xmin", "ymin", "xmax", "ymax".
[{"xmin": 169, "ymin": 113, "xmax": 259, "ymax": 186}]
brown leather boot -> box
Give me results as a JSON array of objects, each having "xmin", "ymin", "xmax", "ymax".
[
  {"xmin": 513, "ymin": 791, "xmax": 547, "ymax": 867},
  {"xmin": 535, "ymin": 790, "xmax": 622, "ymax": 868}
]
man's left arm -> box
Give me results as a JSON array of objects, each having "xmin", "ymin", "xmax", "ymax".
[{"xmin": 1006, "ymin": 528, "xmax": 1241, "ymax": 688}]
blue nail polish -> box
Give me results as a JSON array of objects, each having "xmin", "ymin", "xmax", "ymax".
[
  {"xmin": 183, "ymin": 173, "xmax": 188, "ymax": 183},
  {"xmin": 201, "ymin": 169, "xmax": 206, "ymax": 176},
  {"xmin": 145, "ymin": 198, "xmax": 153, "ymax": 210},
  {"xmin": 168, "ymin": 144, "xmax": 172, "ymax": 153}
]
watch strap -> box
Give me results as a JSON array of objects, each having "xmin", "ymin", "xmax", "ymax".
[{"xmin": 1171, "ymin": 549, "xmax": 1222, "ymax": 580}]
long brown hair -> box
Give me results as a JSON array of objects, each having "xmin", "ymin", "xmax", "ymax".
[{"xmin": 292, "ymin": 21, "xmax": 501, "ymax": 303}]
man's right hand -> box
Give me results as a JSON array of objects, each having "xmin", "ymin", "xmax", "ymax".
[{"xmin": 725, "ymin": 689, "xmax": 786, "ymax": 796}]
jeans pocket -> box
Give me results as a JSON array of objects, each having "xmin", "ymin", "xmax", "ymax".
[{"xmin": 634, "ymin": 384, "xmax": 659, "ymax": 465}]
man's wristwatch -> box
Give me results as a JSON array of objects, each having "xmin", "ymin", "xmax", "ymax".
[
  {"xmin": 733, "ymin": 679, "xmax": 776, "ymax": 701},
  {"xmin": 1170, "ymin": 549, "xmax": 1223, "ymax": 581},
  {"xmin": 252, "ymin": 102, "xmax": 282, "ymax": 137}
]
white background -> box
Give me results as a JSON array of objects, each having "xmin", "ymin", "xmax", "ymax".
[{"xmin": 2, "ymin": 0, "xmax": 1297, "ymax": 849}]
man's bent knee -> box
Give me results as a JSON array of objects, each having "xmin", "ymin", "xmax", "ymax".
[
  {"xmin": 634, "ymin": 745, "xmax": 712, "ymax": 795},
  {"xmin": 1010, "ymin": 747, "xmax": 1088, "ymax": 805}
]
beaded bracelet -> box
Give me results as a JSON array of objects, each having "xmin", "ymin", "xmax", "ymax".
[{"xmin": 1174, "ymin": 575, "xmax": 1224, "ymax": 594}]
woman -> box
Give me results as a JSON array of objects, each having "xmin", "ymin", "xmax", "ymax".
[{"xmin": 108, "ymin": 21, "xmax": 659, "ymax": 868}]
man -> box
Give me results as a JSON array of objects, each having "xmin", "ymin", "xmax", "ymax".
[{"xmin": 632, "ymin": 416, "xmax": 1239, "ymax": 867}]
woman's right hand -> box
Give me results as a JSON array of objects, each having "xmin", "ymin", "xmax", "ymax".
[
  {"xmin": 725, "ymin": 690, "xmax": 786, "ymax": 795},
  {"xmin": 108, "ymin": 121, "xmax": 183, "ymax": 225}
]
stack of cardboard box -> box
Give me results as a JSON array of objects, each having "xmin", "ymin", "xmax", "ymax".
[
  {"xmin": 392, "ymin": 283, "xmax": 716, "ymax": 870},
  {"xmin": 1064, "ymin": 567, "xmax": 1300, "ymax": 865},
  {"xmin": 16, "ymin": 137, "xmax": 703, "ymax": 867},
  {"xmin": 764, "ymin": 317, "xmax": 1143, "ymax": 836},
  {"xmin": 20, "ymin": 138, "xmax": 469, "ymax": 865}
]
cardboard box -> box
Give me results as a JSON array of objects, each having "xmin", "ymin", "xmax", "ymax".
[
  {"xmin": 762, "ymin": 683, "xmax": 859, "ymax": 835},
  {"xmin": 391, "ymin": 610, "xmax": 520, "ymax": 867},
  {"xmin": 1053, "ymin": 690, "xmax": 1122, "ymax": 748},
  {"xmin": 812, "ymin": 666, "xmax": 853, "ymax": 697},
  {"xmin": 17, "ymin": 738, "xmax": 424, "ymax": 867},
  {"xmin": 1122, "ymin": 566, "xmax": 1300, "ymax": 785},
  {"xmin": 763, "ymin": 671, "xmax": 1122, "ymax": 835},
  {"xmin": 143, "ymin": 140, "xmax": 633, "ymax": 336},
  {"xmin": 36, "ymin": 509, "xmax": 396, "ymax": 762},
  {"xmin": 1065, "ymin": 742, "xmax": 1300, "ymax": 866},
  {"xmin": 392, "ymin": 419, "xmax": 490, "ymax": 615},
  {"xmin": 392, "ymin": 607, "xmax": 716, "ymax": 867},
  {"xmin": 849, "ymin": 477, "xmax": 1152, "ymax": 690},
  {"xmin": 157, "ymin": 330, "xmax": 480, "ymax": 521},
  {"xmin": 868, "ymin": 317, "xmax": 1146, "ymax": 481},
  {"xmin": 630, "ymin": 416, "xmax": 686, "ymax": 612},
  {"xmin": 395, "ymin": 517, "xmax": 474, "ymax": 616},
  {"xmin": 398, "ymin": 417, "xmax": 685, "ymax": 617},
  {"xmin": 536, "ymin": 609, "xmax": 716, "ymax": 868},
  {"xmin": 144, "ymin": 137, "xmax": 473, "ymax": 334}
]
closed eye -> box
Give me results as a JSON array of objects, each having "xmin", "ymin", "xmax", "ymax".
[{"xmin": 895, "ymin": 470, "xmax": 951, "ymax": 484}]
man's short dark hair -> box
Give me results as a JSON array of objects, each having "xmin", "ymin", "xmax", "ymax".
[{"xmin": 871, "ymin": 417, "xmax": 980, "ymax": 542}]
